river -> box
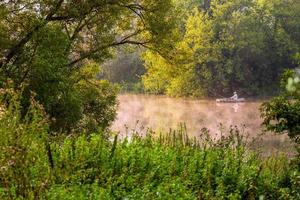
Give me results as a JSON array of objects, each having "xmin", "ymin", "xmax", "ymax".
[{"xmin": 112, "ymin": 94, "xmax": 292, "ymax": 154}]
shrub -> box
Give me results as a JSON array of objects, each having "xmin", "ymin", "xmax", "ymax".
[
  {"xmin": 44, "ymin": 128, "xmax": 299, "ymax": 199},
  {"xmin": 0, "ymin": 88, "xmax": 50, "ymax": 199}
]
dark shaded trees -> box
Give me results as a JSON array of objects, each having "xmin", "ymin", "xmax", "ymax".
[
  {"xmin": 0, "ymin": 0, "xmax": 176, "ymax": 132},
  {"xmin": 99, "ymin": 48, "xmax": 145, "ymax": 86}
]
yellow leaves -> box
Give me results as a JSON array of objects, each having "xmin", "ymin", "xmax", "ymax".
[
  {"xmin": 80, "ymin": 62, "xmax": 101, "ymax": 79},
  {"xmin": 184, "ymin": 11, "xmax": 214, "ymax": 54},
  {"xmin": 141, "ymin": 51, "xmax": 174, "ymax": 94}
]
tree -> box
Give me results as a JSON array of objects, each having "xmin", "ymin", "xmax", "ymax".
[
  {"xmin": 142, "ymin": 0, "xmax": 300, "ymax": 97},
  {"xmin": 99, "ymin": 48, "xmax": 145, "ymax": 84},
  {"xmin": 0, "ymin": 0, "xmax": 176, "ymax": 133}
]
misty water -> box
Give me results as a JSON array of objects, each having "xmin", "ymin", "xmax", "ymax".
[{"xmin": 112, "ymin": 94, "xmax": 293, "ymax": 154}]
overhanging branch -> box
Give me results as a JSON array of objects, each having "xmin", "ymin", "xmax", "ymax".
[{"xmin": 0, "ymin": 0, "xmax": 64, "ymax": 69}]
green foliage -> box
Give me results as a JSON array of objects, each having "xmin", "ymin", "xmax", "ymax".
[
  {"xmin": 99, "ymin": 48, "xmax": 146, "ymax": 93},
  {"xmin": 261, "ymin": 96, "xmax": 300, "ymax": 141},
  {"xmin": 0, "ymin": 88, "xmax": 50, "ymax": 199},
  {"xmin": 1, "ymin": 1, "xmax": 299, "ymax": 198},
  {"xmin": 0, "ymin": 0, "xmax": 175, "ymax": 132},
  {"xmin": 261, "ymin": 67, "xmax": 300, "ymax": 143},
  {"xmin": 142, "ymin": 51, "xmax": 173, "ymax": 95},
  {"xmin": 70, "ymin": 62, "xmax": 119, "ymax": 133},
  {"xmin": 0, "ymin": 100, "xmax": 299, "ymax": 199},
  {"xmin": 120, "ymin": 82, "xmax": 144, "ymax": 94},
  {"xmin": 101, "ymin": 50, "xmax": 145, "ymax": 84},
  {"xmin": 142, "ymin": 0, "xmax": 300, "ymax": 97}
]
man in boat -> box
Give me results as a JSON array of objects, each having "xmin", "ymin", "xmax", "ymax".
[{"xmin": 230, "ymin": 91, "xmax": 238, "ymax": 100}]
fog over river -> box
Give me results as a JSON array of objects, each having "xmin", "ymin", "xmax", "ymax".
[{"xmin": 112, "ymin": 94, "xmax": 292, "ymax": 154}]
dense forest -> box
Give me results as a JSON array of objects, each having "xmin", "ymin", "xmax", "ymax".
[
  {"xmin": 143, "ymin": 0, "xmax": 300, "ymax": 97},
  {"xmin": 101, "ymin": 0, "xmax": 300, "ymax": 97},
  {"xmin": 0, "ymin": 0, "xmax": 299, "ymax": 199}
]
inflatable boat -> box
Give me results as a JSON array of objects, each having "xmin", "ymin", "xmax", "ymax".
[{"xmin": 216, "ymin": 98, "xmax": 245, "ymax": 103}]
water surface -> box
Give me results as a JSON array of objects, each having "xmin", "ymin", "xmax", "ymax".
[
  {"xmin": 112, "ymin": 94, "xmax": 291, "ymax": 153},
  {"xmin": 113, "ymin": 94, "xmax": 262, "ymax": 134}
]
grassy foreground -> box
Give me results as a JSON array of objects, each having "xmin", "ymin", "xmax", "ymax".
[{"xmin": 0, "ymin": 104, "xmax": 299, "ymax": 199}]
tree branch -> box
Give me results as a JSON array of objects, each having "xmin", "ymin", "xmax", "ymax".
[
  {"xmin": 0, "ymin": 0, "xmax": 64, "ymax": 69},
  {"xmin": 68, "ymin": 39, "xmax": 150, "ymax": 67}
]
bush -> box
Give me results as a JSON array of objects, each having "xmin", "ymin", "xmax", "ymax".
[
  {"xmin": 261, "ymin": 68, "xmax": 300, "ymax": 143},
  {"xmin": 0, "ymin": 88, "xmax": 50, "ymax": 199},
  {"xmin": 45, "ymin": 128, "xmax": 299, "ymax": 199}
]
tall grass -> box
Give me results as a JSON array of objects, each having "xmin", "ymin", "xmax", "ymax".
[{"xmin": 0, "ymin": 95, "xmax": 299, "ymax": 199}]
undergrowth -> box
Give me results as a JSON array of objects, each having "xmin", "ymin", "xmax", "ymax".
[{"xmin": 0, "ymin": 91, "xmax": 299, "ymax": 200}]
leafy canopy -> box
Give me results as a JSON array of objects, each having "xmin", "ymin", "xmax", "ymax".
[
  {"xmin": 142, "ymin": 0, "xmax": 300, "ymax": 97},
  {"xmin": 0, "ymin": 0, "xmax": 176, "ymax": 132}
]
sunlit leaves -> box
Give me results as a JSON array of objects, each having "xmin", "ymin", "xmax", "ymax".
[{"xmin": 142, "ymin": 0, "xmax": 300, "ymax": 97}]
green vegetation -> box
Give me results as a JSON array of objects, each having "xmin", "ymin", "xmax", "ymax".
[
  {"xmin": 0, "ymin": 0, "xmax": 299, "ymax": 199},
  {"xmin": 142, "ymin": 0, "xmax": 300, "ymax": 97},
  {"xmin": 260, "ymin": 56, "xmax": 299, "ymax": 172},
  {"xmin": 99, "ymin": 49, "xmax": 145, "ymax": 93},
  {"xmin": 261, "ymin": 57, "xmax": 300, "ymax": 144},
  {"xmin": 0, "ymin": 0, "xmax": 175, "ymax": 132},
  {"xmin": 0, "ymin": 99, "xmax": 299, "ymax": 199}
]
